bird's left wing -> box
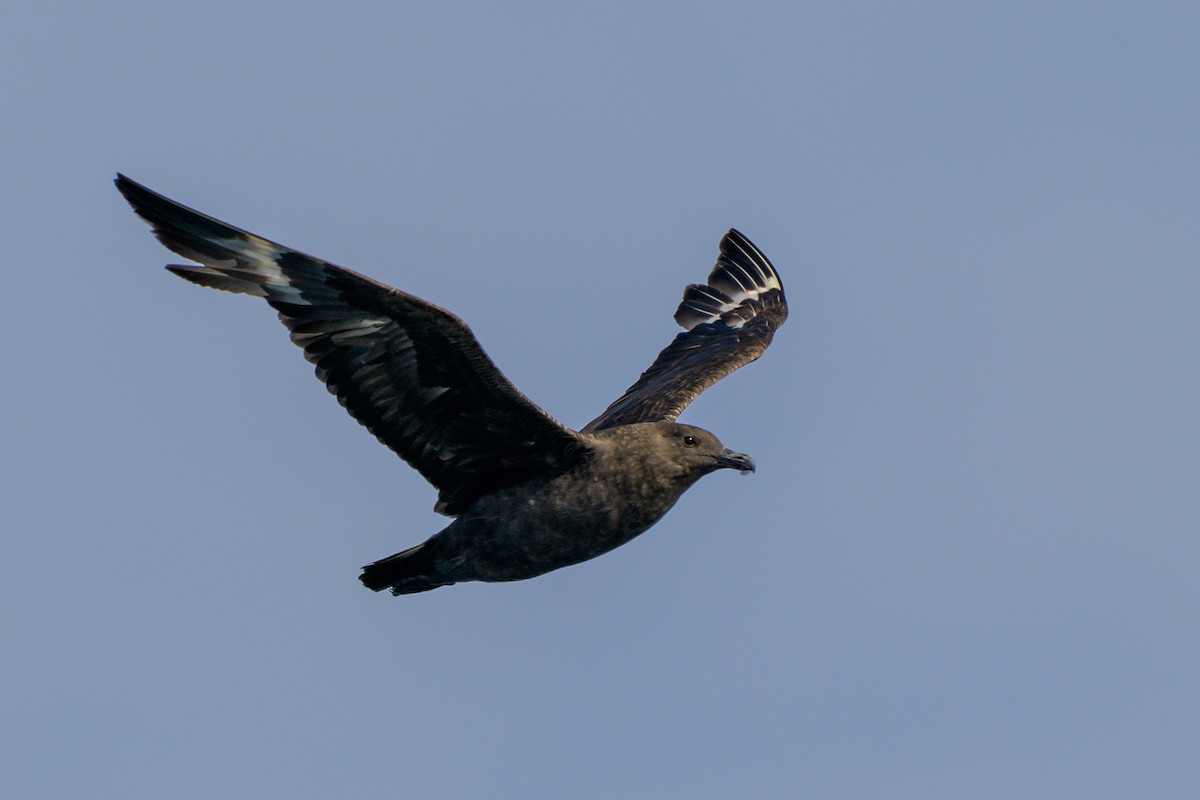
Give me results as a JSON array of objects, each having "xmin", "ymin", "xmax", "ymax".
[
  {"xmin": 117, "ymin": 175, "xmax": 591, "ymax": 515},
  {"xmin": 583, "ymin": 229, "xmax": 787, "ymax": 433}
]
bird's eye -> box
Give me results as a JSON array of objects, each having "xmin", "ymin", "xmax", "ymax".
[{"xmin": 683, "ymin": 435, "xmax": 698, "ymax": 447}]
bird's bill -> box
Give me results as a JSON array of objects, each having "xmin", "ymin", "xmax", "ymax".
[{"xmin": 712, "ymin": 449, "xmax": 756, "ymax": 473}]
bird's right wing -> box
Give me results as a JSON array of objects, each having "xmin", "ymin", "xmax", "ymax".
[
  {"xmin": 583, "ymin": 229, "xmax": 787, "ymax": 433},
  {"xmin": 117, "ymin": 175, "xmax": 591, "ymax": 515}
]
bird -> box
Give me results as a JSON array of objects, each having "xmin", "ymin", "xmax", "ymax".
[{"xmin": 115, "ymin": 174, "xmax": 788, "ymax": 595}]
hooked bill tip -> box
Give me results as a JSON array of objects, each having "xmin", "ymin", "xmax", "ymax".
[{"xmin": 714, "ymin": 450, "xmax": 755, "ymax": 473}]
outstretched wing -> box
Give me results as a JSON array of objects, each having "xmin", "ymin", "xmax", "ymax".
[
  {"xmin": 117, "ymin": 175, "xmax": 591, "ymax": 515},
  {"xmin": 583, "ymin": 229, "xmax": 786, "ymax": 433}
]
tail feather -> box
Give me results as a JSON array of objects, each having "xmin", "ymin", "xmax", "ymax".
[{"xmin": 359, "ymin": 543, "xmax": 452, "ymax": 595}]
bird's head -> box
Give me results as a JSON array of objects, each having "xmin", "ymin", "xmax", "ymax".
[
  {"xmin": 590, "ymin": 421, "xmax": 756, "ymax": 489},
  {"xmin": 658, "ymin": 422, "xmax": 756, "ymax": 477}
]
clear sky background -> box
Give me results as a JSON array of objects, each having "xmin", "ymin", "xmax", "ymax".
[{"xmin": 4, "ymin": 2, "xmax": 1198, "ymax": 797}]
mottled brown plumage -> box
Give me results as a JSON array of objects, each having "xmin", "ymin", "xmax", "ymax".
[{"xmin": 116, "ymin": 174, "xmax": 787, "ymax": 594}]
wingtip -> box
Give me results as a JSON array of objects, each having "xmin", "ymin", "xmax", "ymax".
[
  {"xmin": 722, "ymin": 228, "xmax": 760, "ymax": 254},
  {"xmin": 114, "ymin": 173, "xmax": 157, "ymax": 216},
  {"xmin": 114, "ymin": 172, "xmax": 135, "ymax": 195},
  {"xmin": 670, "ymin": 228, "xmax": 785, "ymax": 331}
]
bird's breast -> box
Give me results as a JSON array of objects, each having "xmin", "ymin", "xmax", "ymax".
[{"xmin": 450, "ymin": 463, "xmax": 692, "ymax": 580}]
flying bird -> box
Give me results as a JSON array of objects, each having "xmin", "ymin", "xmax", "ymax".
[{"xmin": 116, "ymin": 175, "xmax": 788, "ymax": 594}]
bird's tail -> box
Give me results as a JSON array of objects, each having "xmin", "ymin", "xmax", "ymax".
[{"xmin": 359, "ymin": 543, "xmax": 452, "ymax": 595}]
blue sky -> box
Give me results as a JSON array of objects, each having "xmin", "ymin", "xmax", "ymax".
[{"xmin": 4, "ymin": 2, "xmax": 1199, "ymax": 797}]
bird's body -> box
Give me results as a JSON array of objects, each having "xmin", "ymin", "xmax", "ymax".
[
  {"xmin": 116, "ymin": 175, "xmax": 787, "ymax": 595},
  {"xmin": 364, "ymin": 421, "xmax": 752, "ymax": 592}
]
